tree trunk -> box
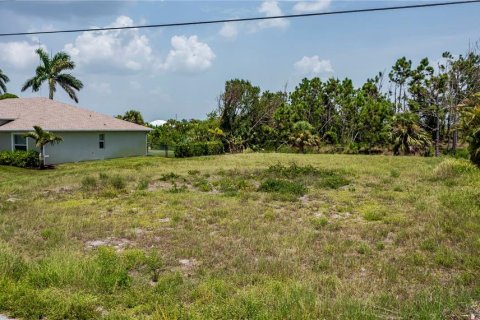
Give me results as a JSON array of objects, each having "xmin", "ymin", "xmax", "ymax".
[
  {"xmin": 49, "ymin": 79, "xmax": 54, "ymax": 100},
  {"xmin": 434, "ymin": 115, "xmax": 440, "ymax": 157}
]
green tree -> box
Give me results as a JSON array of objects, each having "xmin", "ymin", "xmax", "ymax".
[
  {"xmin": 116, "ymin": 110, "xmax": 145, "ymax": 125},
  {"xmin": 218, "ymin": 79, "xmax": 261, "ymax": 151},
  {"xmin": 24, "ymin": 126, "xmax": 63, "ymax": 169},
  {"xmin": 390, "ymin": 113, "xmax": 431, "ymax": 155},
  {"xmin": 0, "ymin": 68, "xmax": 9, "ymax": 94},
  {"xmin": 459, "ymin": 93, "xmax": 480, "ymax": 166},
  {"xmin": 389, "ymin": 57, "xmax": 412, "ymax": 112},
  {"xmin": 21, "ymin": 48, "xmax": 83, "ymax": 103},
  {"xmin": 289, "ymin": 121, "xmax": 320, "ymax": 154}
]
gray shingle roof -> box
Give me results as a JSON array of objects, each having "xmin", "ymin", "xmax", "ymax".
[{"xmin": 0, "ymin": 97, "xmax": 151, "ymax": 132}]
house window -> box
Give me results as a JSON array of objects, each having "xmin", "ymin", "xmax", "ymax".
[
  {"xmin": 99, "ymin": 134, "xmax": 105, "ymax": 149},
  {"xmin": 13, "ymin": 134, "xmax": 27, "ymax": 151}
]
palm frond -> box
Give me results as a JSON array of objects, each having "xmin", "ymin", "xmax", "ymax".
[
  {"xmin": 57, "ymin": 74, "xmax": 83, "ymax": 90},
  {"xmin": 58, "ymin": 81, "xmax": 79, "ymax": 103},
  {"xmin": 35, "ymin": 48, "xmax": 51, "ymax": 70}
]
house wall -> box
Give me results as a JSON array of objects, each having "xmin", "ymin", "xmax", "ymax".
[
  {"xmin": 0, "ymin": 132, "xmax": 10, "ymax": 150},
  {"xmin": 0, "ymin": 131, "xmax": 147, "ymax": 164},
  {"xmin": 42, "ymin": 131, "xmax": 147, "ymax": 165}
]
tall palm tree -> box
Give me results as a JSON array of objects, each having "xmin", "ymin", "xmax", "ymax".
[
  {"xmin": 459, "ymin": 93, "xmax": 480, "ymax": 166},
  {"xmin": 21, "ymin": 48, "xmax": 83, "ymax": 103},
  {"xmin": 0, "ymin": 68, "xmax": 9, "ymax": 94},
  {"xmin": 391, "ymin": 112, "xmax": 431, "ymax": 155},
  {"xmin": 24, "ymin": 126, "xmax": 63, "ymax": 169}
]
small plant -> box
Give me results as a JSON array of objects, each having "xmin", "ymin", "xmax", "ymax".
[
  {"xmin": 316, "ymin": 175, "xmax": 350, "ymax": 189},
  {"xmin": 356, "ymin": 242, "xmax": 371, "ymax": 255},
  {"xmin": 99, "ymin": 172, "xmax": 109, "ymax": 181},
  {"xmin": 137, "ymin": 178, "xmax": 150, "ymax": 190},
  {"xmin": 160, "ymin": 172, "xmax": 180, "ymax": 181},
  {"xmin": 258, "ymin": 178, "xmax": 307, "ymax": 196},
  {"xmin": 168, "ymin": 183, "xmax": 188, "ymax": 193},
  {"xmin": 311, "ymin": 217, "xmax": 328, "ymax": 230},
  {"xmin": 81, "ymin": 176, "xmax": 97, "ymax": 191},
  {"xmin": 109, "ymin": 175, "xmax": 126, "ymax": 190},
  {"xmin": 361, "ymin": 204, "xmax": 387, "ymax": 222}
]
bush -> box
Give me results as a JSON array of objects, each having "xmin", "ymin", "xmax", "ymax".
[
  {"xmin": 81, "ymin": 176, "xmax": 97, "ymax": 191},
  {"xmin": 175, "ymin": 141, "xmax": 224, "ymax": 158},
  {"xmin": 258, "ymin": 178, "xmax": 307, "ymax": 196},
  {"xmin": 0, "ymin": 150, "xmax": 39, "ymax": 168},
  {"xmin": 433, "ymin": 158, "xmax": 477, "ymax": 179},
  {"xmin": 109, "ymin": 175, "xmax": 126, "ymax": 190}
]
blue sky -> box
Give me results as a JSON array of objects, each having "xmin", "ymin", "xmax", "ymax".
[{"xmin": 0, "ymin": 0, "xmax": 479, "ymax": 121}]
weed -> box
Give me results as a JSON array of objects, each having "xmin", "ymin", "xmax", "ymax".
[
  {"xmin": 109, "ymin": 175, "xmax": 126, "ymax": 190},
  {"xmin": 311, "ymin": 217, "xmax": 328, "ymax": 229},
  {"xmin": 137, "ymin": 177, "xmax": 150, "ymax": 190},
  {"xmin": 258, "ymin": 178, "xmax": 307, "ymax": 196},
  {"xmin": 81, "ymin": 176, "xmax": 97, "ymax": 191}
]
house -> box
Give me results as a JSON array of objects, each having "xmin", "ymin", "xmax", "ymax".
[{"xmin": 0, "ymin": 97, "xmax": 151, "ymax": 164}]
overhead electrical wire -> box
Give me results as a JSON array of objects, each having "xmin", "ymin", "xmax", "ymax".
[{"xmin": 0, "ymin": 0, "xmax": 479, "ymax": 37}]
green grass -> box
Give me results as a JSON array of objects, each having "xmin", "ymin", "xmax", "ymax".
[{"xmin": 0, "ymin": 153, "xmax": 479, "ymax": 319}]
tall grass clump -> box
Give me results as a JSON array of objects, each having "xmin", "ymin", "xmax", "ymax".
[
  {"xmin": 258, "ymin": 178, "xmax": 307, "ymax": 196},
  {"xmin": 433, "ymin": 158, "xmax": 477, "ymax": 180}
]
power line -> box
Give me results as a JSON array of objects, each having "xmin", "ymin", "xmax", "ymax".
[{"xmin": 0, "ymin": 0, "xmax": 479, "ymax": 37}]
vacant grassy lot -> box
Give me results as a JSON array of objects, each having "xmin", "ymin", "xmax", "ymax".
[{"xmin": 0, "ymin": 153, "xmax": 479, "ymax": 319}]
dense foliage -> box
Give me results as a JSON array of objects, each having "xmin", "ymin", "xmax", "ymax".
[
  {"xmin": 116, "ymin": 110, "xmax": 145, "ymax": 125},
  {"xmin": 149, "ymin": 46, "xmax": 480, "ymax": 164},
  {"xmin": 174, "ymin": 141, "xmax": 224, "ymax": 158},
  {"xmin": 0, "ymin": 150, "xmax": 39, "ymax": 168}
]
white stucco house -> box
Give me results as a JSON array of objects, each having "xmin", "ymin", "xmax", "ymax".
[{"xmin": 0, "ymin": 97, "xmax": 151, "ymax": 165}]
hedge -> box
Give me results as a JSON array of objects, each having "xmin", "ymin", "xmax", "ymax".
[
  {"xmin": 175, "ymin": 141, "xmax": 224, "ymax": 158},
  {"xmin": 0, "ymin": 150, "xmax": 40, "ymax": 168}
]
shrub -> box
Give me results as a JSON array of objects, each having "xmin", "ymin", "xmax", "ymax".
[
  {"xmin": 175, "ymin": 141, "xmax": 224, "ymax": 158},
  {"xmin": 0, "ymin": 150, "xmax": 39, "ymax": 168},
  {"xmin": 109, "ymin": 175, "xmax": 126, "ymax": 190},
  {"xmin": 81, "ymin": 176, "xmax": 97, "ymax": 191},
  {"xmin": 433, "ymin": 158, "xmax": 477, "ymax": 179},
  {"xmin": 137, "ymin": 178, "xmax": 150, "ymax": 190},
  {"xmin": 258, "ymin": 178, "xmax": 307, "ymax": 196}
]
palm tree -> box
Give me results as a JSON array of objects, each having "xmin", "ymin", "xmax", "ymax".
[
  {"xmin": 24, "ymin": 126, "xmax": 63, "ymax": 169},
  {"xmin": 459, "ymin": 93, "xmax": 480, "ymax": 166},
  {"xmin": 0, "ymin": 68, "xmax": 9, "ymax": 94},
  {"xmin": 391, "ymin": 112, "xmax": 431, "ymax": 155},
  {"xmin": 116, "ymin": 110, "xmax": 145, "ymax": 125},
  {"xmin": 289, "ymin": 121, "xmax": 321, "ymax": 154},
  {"xmin": 21, "ymin": 48, "xmax": 83, "ymax": 103}
]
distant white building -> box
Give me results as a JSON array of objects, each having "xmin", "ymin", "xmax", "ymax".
[{"xmin": 150, "ymin": 119, "xmax": 167, "ymax": 127}]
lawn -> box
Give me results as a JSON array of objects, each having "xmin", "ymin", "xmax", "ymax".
[{"xmin": 0, "ymin": 153, "xmax": 479, "ymax": 319}]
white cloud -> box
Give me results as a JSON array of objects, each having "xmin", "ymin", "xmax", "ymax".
[
  {"xmin": 89, "ymin": 81, "xmax": 112, "ymax": 94},
  {"xmin": 64, "ymin": 16, "xmax": 155, "ymax": 73},
  {"xmin": 219, "ymin": 22, "xmax": 239, "ymax": 38},
  {"xmin": 160, "ymin": 35, "xmax": 215, "ymax": 73},
  {"xmin": 293, "ymin": 0, "xmax": 331, "ymax": 13},
  {"xmin": 0, "ymin": 41, "xmax": 46, "ymax": 69},
  {"xmin": 294, "ymin": 55, "xmax": 334, "ymax": 75},
  {"xmin": 258, "ymin": 1, "xmax": 289, "ymax": 29}
]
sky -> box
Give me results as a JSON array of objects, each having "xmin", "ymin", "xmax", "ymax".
[{"xmin": 0, "ymin": 0, "xmax": 479, "ymax": 122}]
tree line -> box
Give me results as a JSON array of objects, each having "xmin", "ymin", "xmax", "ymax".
[
  {"xmin": 1, "ymin": 45, "xmax": 479, "ymax": 165},
  {"xmin": 149, "ymin": 45, "xmax": 480, "ymax": 165}
]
